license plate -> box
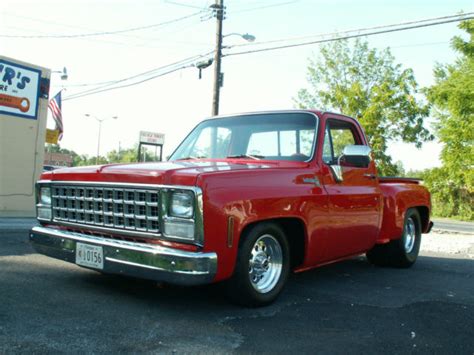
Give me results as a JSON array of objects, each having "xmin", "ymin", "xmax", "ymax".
[{"xmin": 76, "ymin": 243, "xmax": 104, "ymax": 270}]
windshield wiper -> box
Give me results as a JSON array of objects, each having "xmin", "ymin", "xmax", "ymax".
[{"xmin": 227, "ymin": 154, "xmax": 265, "ymax": 160}]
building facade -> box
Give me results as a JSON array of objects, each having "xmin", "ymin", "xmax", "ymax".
[{"xmin": 0, "ymin": 56, "xmax": 50, "ymax": 217}]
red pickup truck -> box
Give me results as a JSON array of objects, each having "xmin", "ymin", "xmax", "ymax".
[{"xmin": 31, "ymin": 110, "xmax": 433, "ymax": 306}]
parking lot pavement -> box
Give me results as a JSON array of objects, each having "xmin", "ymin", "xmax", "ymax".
[{"xmin": 0, "ymin": 224, "xmax": 473, "ymax": 354}]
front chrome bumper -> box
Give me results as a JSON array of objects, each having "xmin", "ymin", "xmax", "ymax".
[{"xmin": 30, "ymin": 226, "xmax": 217, "ymax": 286}]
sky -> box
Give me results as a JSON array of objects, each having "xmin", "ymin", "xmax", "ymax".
[{"xmin": 1, "ymin": 0, "xmax": 473, "ymax": 171}]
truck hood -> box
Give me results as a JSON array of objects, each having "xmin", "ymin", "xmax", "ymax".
[{"xmin": 43, "ymin": 160, "xmax": 307, "ymax": 186}]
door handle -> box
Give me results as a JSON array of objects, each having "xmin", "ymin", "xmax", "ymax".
[{"xmin": 363, "ymin": 173, "xmax": 377, "ymax": 180}]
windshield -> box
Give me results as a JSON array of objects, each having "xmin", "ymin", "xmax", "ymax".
[{"xmin": 169, "ymin": 112, "xmax": 318, "ymax": 162}]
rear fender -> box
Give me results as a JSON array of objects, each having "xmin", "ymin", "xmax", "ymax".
[{"xmin": 378, "ymin": 184, "xmax": 431, "ymax": 241}]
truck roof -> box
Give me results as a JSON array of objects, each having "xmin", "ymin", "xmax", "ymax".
[{"xmin": 210, "ymin": 109, "xmax": 358, "ymax": 121}]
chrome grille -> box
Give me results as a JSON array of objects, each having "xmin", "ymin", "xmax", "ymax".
[{"xmin": 51, "ymin": 185, "xmax": 160, "ymax": 234}]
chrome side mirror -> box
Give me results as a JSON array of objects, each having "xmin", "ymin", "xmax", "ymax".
[{"xmin": 342, "ymin": 145, "xmax": 371, "ymax": 158}]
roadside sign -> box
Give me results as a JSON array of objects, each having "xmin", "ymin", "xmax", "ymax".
[
  {"xmin": 139, "ymin": 131, "xmax": 165, "ymax": 145},
  {"xmin": 46, "ymin": 129, "xmax": 59, "ymax": 144}
]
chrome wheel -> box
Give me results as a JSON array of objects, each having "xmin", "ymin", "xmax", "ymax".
[
  {"xmin": 404, "ymin": 217, "xmax": 416, "ymax": 253},
  {"xmin": 248, "ymin": 234, "xmax": 283, "ymax": 294}
]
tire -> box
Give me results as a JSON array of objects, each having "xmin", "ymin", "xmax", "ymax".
[
  {"xmin": 227, "ymin": 222, "xmax": 290, "ymax": 307},
  {"xmin": 366, "ymin": 208, "xmax": 422, "ymax": 268}
]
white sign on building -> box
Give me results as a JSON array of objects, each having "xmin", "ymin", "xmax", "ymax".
[{"xmin": 0, "ymin": 58, "xmax": 42, "ymax": 120}]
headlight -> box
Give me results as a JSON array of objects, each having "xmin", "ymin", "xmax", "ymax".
[
  {"xmin": 37, "ymin": 185, "xmax": 52, "ymax": 221},
  {"xmin": 163, "ymin": 190, "xmax": 197, "ymax": 241},
  {"xmin": 163, "ymin": 219, "xmax": 195, "ymax": 241},
  {"xmin": 40, "ymin": 187, "xmax": 52, "ymax": 206},
  {"xmin": 169, "ymin": 192, "xmax": 194, "ymax": 218}
]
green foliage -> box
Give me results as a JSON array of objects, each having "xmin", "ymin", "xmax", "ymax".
[
  {"xmin": 424, "ymin": 20, "xmax": 474, "ymax": 220},
  {"xmin": 107, "ymin": 145, "xmax": 157, "ymax": 163},
  {"xmin": 45, "ymin": 144, "xmax": 83, "ymax": 166},
  {"xmin": 295, "ymin": 39, "xmax": 432, "ymax": 175},
  {"xmin": 331, "ymin": 129, "xmax": 355, "ymax": 158},
  {"xmin": 107, "ymin": 147, "xmax": 138, "ymax": 164},
  {"xmin": 425, "ymin": 168, "xmax": 473, "ymax": 220},
  {"xmin": 47, "ymin": 144, "xmax": 159, "ymax": 167}
]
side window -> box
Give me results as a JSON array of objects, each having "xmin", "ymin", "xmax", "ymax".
[
  {"xmin": 322, "ymin": 120, "xmax": 358, "ymax": 164},
  {"xmin": 331, "ymin": 127, "xmax": 356, "ymax": 158},
  {"xmin": 322, "ymin": 128, "xmax": 333, "ymax": 164},
  {"xmin": 246, "ymin": 128, "xmax": 315, "ymax": 160}
]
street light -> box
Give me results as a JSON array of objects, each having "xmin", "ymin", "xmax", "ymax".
[
  {"xmin": 84, "ymin": 114, "xmax": 118, "ymax": 165},
  {"xmin": 211, "ymin": 31, "xmax": 255, "ymax": 116},
  {"xmin": 223, "ymin": 33, "xmax": 256, "ymax": 42},
  {"xmin": 210, "ymin": 0, "xmax": 255, "ymax": 116},
  {"xmin": 52, "ymin": 67, "xmax": 68, "ymax": 81}
]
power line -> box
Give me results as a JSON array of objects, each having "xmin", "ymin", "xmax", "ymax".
[
  {"xmin": 59, "ymin": 13, "xmax": 472, "ymax": 101},
  {"xmin": 2, "ymin": 24, "xmax": 139, "ymax": 47},
  {"xmin": 231, "ymin": 0, "xmax": 299, "ymax": 14},
  {"xmin": 63, "ymin": 56, "xmax": 203, "ymax": 99},
  {"xmin": 224, "ymin": 14, "xmax": 473, "ymax": 57},
  {"xmin": 390, "ymin": 41, "xmax": 449, "ymax": 50},
  {"xmin": 164, "ymin": 0, "xmax": 209, "ymax": 10},
  {"xmin": 63, "ymin": 50, "xmax": 214, "ymax": 101},
  {"xmin": 57, "ymin": 79, "xmax": 126, "ymax": 89},
  {"xmin": 2, "ymin": 11, "xmax": 210, "ymax": 46},
  {"xmin": 3, "ymin": 12, "xmax": 213, "ymax": 51},
  {"xmin": 0, "ymin": 11, "xmax": 205, "ymax": 39},
  {"xmin": 229, "ymin": 12, "xmax": 474, "ymax": 48},
  {"xmin": 63, "ymin": 65, "xmax": 195, "ymax": 101}
]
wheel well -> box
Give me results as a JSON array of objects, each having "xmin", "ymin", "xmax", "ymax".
[
  {"xmin": 414, "ymin": 206, "xmax": 430, "ymax": 232},
  {"xmin": 240, "ymin": 218, "xmax": 306, "ymax": 269}
]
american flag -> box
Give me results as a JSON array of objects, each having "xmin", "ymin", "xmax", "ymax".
[{"xmin": 48, "ymin": 91, "xmax": 63, "ymax": 140}]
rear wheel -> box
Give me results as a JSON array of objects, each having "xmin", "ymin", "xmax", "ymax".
[
  {"xmin": 366, "ymin": 208, "xmax": 422, "ymax": 268},
  {"xmin": 227, "ymin": 222, "xmax": 290, "ymax": 307}
]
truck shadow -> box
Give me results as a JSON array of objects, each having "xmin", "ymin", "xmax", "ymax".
[
  {"xmin": 0, "ymin": 230, "xmax": 36, "ymax": 257},
  {"xmin": 77, "ymin": 254, "xmax": 474, "ymax": 311},
  {"xmin": 2, "ymin": 254, "xmax": 472, "ymax": 354}
]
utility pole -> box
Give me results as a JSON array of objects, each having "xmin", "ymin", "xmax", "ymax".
[{"xmin": 211, "ymin": 0, "xmax": 224, "ymax": 116}]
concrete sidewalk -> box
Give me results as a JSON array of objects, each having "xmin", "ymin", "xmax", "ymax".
[{"xmin": 0, "ymin": 218, "xmax": 38, "ymax": 230}]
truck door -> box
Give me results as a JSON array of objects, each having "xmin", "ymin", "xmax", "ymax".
[{"xmin": 319, "ymin": 116, "xmax": 382, "ymax": 261}]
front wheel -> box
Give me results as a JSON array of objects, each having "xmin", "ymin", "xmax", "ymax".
[
  {"xmin": 366, "ymin": 208, "xmax": 422, "ymax": 268},
  {"xmin": 227, "ymin": 222, "xmax": 290, "ymax": 307}
]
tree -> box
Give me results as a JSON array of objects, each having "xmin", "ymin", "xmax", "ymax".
[
  {"xmin": 45, "ymin": 142, "xmax": 165, "ymax": 167},
  {"xmin": 425, "ymin": 20, "xmax": 474, "ymax": 220},
  {"xmin": 295, "ymin": 39, "xmax": 432, "ymax": 175},
  {"xmin": 107, "ymin": 145, "xmax": 157, "ymax": 163},
  {"xmin": 45, "ymin": 144, "xmax": 83, "ymax": 166}
]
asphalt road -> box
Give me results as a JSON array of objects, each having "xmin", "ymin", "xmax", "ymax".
[
  {"xmin": 432, "ymin": 218, "xmax": 474, "ymax": 234},
  {"xmin": 1, "ymin": 227, "xmax": 473, "ymax": 354}
]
